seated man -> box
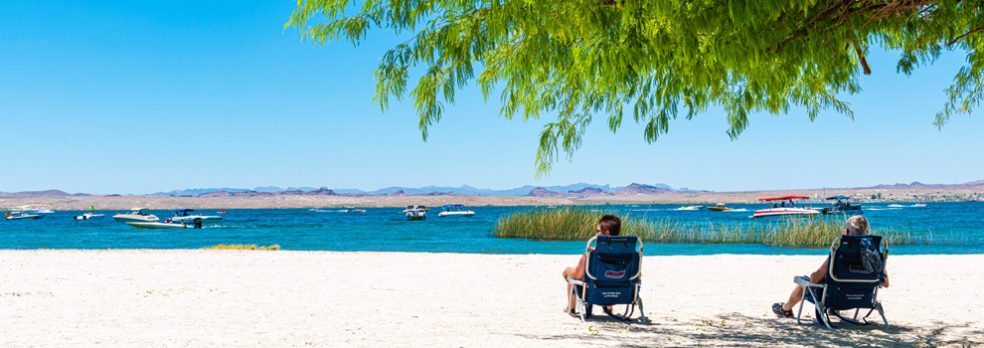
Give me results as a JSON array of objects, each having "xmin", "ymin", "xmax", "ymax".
[
  {"xmin": 772, "ymin": 215, "xmax": 890, "ymax": 317},
  {"xmin": 562, "ymin": 214, "xmax": 621, "ymax": 316}
]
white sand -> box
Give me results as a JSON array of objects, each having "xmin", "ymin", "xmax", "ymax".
[{"xmin": 1, "ymin": 251, "xmax": 981, "ymax": 347}]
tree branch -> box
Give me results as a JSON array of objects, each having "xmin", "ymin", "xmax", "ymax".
[
  {"xmin": 948, "ymin": 27, "xmax": 984, "ymax": 46},
  {"xmin": 852, "ymin": 38, "xmax": 871, "ymax": 75}
]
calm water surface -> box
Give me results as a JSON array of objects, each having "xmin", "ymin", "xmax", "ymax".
[{"xmin": 2, "ymin": 202, "xmax": 982, "ymax": 255}]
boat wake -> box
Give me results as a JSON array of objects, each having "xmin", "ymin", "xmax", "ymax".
[
  {"xmin": 726, "ymin": 208, "xmax": 749, "ymax": 212},
  {"xmin": 867, "ymin": 207, "xmax": 902, "ymax": 211},
  {"xmin": 630, "ymin": 208, "xmax": 664, "ymax": 212}
]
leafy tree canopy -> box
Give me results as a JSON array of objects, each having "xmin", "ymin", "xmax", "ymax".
[{"xmin": 288, "ymin": 0, "xmax": 984, "ymax": 174}]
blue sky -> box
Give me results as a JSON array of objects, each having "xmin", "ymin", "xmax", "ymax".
[{"xmin": 1, "ymin": 1, "xmax": 982, "ymax": 194}]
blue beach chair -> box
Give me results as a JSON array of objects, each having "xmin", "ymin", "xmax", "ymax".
[
  {"xmin": 795, "ymin": 234, "xmax": 889, "ymax": 329},
  {"xmin": 566, "ymin": 235, "xmax": 648, "ymax": 323}
]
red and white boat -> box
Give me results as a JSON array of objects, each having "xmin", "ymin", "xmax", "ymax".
[{"xmin": 751, "ymin": 196, "xmax": 820, "ymax": 219}]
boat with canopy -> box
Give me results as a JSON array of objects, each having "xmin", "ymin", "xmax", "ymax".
[{"xmin": 751, "ymin": 196, "xmax": 820, "ymax": 219}]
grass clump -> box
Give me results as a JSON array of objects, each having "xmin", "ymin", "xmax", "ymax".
[
  {"xmin": 205, "ymin": 244, "xmax": 281, "ymax": 250},
  {"xmin": 495, "ymin": 208, "xmax": 916, "ymax": 248}
]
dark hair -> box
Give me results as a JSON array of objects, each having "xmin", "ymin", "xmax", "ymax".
[{"xmin": 598, "ymin": 215, "xmax": 621, "ymax": 236}]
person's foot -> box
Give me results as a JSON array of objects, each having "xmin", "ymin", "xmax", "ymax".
[{"xmin": 772, "ymin": 303, "xmax": 793, "ymax": 318}]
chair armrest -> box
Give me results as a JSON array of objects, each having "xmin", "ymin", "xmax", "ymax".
[
  {"xmin": 794, "ymin": 275, "xmax": 822, "ymax": 287},
  {"xmin": 567, "ymin": 277, "xmax": 585, "ymax": 286}
]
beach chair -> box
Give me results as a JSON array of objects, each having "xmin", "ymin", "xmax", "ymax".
[
  {"xmin": 567, "ymin": 235, "xmax": 648, "ymax": 323},
  {"xmin": 795, "ymin": 234, "xmax": 889, "ymax": 329}
]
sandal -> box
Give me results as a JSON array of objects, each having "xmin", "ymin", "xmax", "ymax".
[{"xmin": 772, "ymin": 303, "xmax": 794, "ymax": 318}]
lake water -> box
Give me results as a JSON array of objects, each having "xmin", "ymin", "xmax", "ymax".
[{"xmin": 2, "ymin": 202, "xmax": 982, "ymax": 255}]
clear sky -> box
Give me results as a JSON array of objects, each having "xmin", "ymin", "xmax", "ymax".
[{"xmin": 1, "ymin": 1, "xmax": 982, "ymax": 194}]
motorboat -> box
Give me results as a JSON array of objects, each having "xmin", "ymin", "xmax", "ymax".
[
  {"xmin": 113, "ymin": 208, "xmax": 160, "ymax": 223},
  {"xmin": 438, "ymin": 204, "xmax": 475, "ymax": 217},
  {"xmin": 4, "ymin": 211, "xmax": 43, "ymax": 220},
  {"xmin": 35, "ymin": 208, "xmax": 55, "ymax": 214},
  {"xmin": 217, "ymin": 209, "xmax": 229, "ymax": 215},
  {"xmin": 74, "ymin": 212, "xmax": 105, "ymax": 221},
  {"xmin": 339, "ymin": 207, "xmax": 367, "ymax": 213},
  {"xmin": 674, "ymin": 205, "xmax": 703, "ymax": 211},
  {"xmin": 751, "ymin": 196, "xmax": 820, "ymax": 219},
  {"xmin": 126, "ymin": 221, "xmax": 199, "ymax": 229},
  {"xmin": 168, "ymin": 209, "xmax": 222, "ymax": 223},
  {"xmin": 403, "ymin": 205, "xmax": 428, "ymax": 221},
  {"xmin": 706, "ymin": 203, "xmax": 732, "ymax": 212},
  {"xmin": 820, "ymin": 195, "xmax": 863, "ymax": 215}
]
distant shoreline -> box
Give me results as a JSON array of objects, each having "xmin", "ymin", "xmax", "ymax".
[{"xmin": 2, "ymin": 186, "xmax": 981, "ymax": 210}]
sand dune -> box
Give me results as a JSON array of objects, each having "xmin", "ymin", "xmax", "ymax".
[{"xmin": 1, "ymin": 251, "xmax": 980, "ymax": 346}]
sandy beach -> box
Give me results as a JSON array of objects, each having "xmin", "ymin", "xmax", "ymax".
[{"xmin": 1, "ymin": 251, "xmax": 980, "ymax": 347}]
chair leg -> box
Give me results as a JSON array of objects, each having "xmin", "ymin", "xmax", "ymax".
[
  {"xmin": 637, "ymin": 297, "xmax": 650, "ymax": 324},
  {"xmin": 876, "ymin": 302, "xmax": 888, "ymax": 328},
  {"xmin": 815, "ymin": 302, "xmax": 833, "ymax": 329},
  {"xmin": 795, "ymin": 288, "xmax": 808, "ymax": 325}
]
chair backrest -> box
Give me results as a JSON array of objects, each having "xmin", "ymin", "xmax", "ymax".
[
  {"xmin": 830, "ymin": 235, "xmax": 886, "ymax": 283},
  {"xmin": 585, "ymin": 236, "xmax": 642, "ymax": 287},
  {"xmin": 824, "ymin": 235, "xmax": 886, "ymax": 310}
]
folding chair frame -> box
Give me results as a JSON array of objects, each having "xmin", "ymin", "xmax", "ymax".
[
  {"xmin": 795, "ymin": 237, "xmax": 889, "ymax": 329},
  {"xmin": 566, "ymin": 236, "xmax": 649, "ymax": 323}
]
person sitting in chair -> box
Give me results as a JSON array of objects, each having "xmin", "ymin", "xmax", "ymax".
[
  {"xmin": 562, "ymin": 214, "xmax": 621, "ymax": 317},
  {"xmin": 772, "ymin": 215, "xmax": 890, "ymax": 317}
]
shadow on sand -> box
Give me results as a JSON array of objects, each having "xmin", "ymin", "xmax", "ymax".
[{"xmin": 513, "ymin": 313, "xmax": 983, "ymax": 347}]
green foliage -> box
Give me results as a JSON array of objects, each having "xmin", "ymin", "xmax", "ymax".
[
  {"xmin": 493, "ymin": 208, "xmax": 929, "ymax": 248},
  {"xmin": 289, "ymin": 1, "xmax": 984, "ymax": 174}
]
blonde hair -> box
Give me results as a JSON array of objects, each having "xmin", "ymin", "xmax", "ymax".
[{"xmin": 845, "ymin": 215, "xmax": 869, "ymax": 235}]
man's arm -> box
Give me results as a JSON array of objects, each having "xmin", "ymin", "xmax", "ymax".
[{"xmin": 809, "ymin": 257, "xmax": 829, "ymax": 284}]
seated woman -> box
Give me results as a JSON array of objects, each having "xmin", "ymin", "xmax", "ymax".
[
  {"xmin": 772, "ymin": 215, "xmax": 890, "ymax": 317},
  {"xmin": 562, "ymin": 214, "xmax": 621, "ymax": 316}
]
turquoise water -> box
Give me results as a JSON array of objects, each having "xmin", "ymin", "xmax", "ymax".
[{"xmin": 1, "ymin": 202, "xmax": 982, "ymax": 255}]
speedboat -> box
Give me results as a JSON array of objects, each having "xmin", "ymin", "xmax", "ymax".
[
  {"xmin": 706, "ymin": 203, "xmax": 732, "ymax": 212},
  {"xmin": 217, "ymin": 209, "xmax": 229, "ymax": 215},
  {"xmin": 74, "ymin": 212, "xmax": 105, "ymax": 221},
  {"xmin": 339, "ymin": 207, "xmax": 367, "ymax": 213},
  {"xmin": 403, "ymin": 205, "xmax": 428, "ymax": 221},
  {"xmin": 820, "ymin": 195, "xmax": 863, "ymax": 215},
  {"xmin": 751, "ymin": 196, "xmax": 820, "ymax": 219},
  {"xmin": 113, "ymin": 208, "xmax": 160, "ymax": 223},
  {"xmin": 438, "ymin": 204, "xmax": 475, "ymax": 217},
  {"xmin": 168, "ymin": 209, "xmax": 222, "ymax": 223},
  {"xmin": 4, "ymin": 211, "xmax": 43, "ymax": 220},
  {"xmin": 126, "ymin": 221, "xmax": 197, "ymax": 229},
  {"xmin": 35, "ymin": 208, "xmax": 55, "ymax": 214},
  {"xmin": 674, "ymin": 205, "xmax": 703, "ymax": 211}
]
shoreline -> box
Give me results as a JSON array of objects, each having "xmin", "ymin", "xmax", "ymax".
[
  {"xmin": 3, "ymin": 188, "xmax": 982, "ymax": 210},
  {"xmin": 2, "ymin": 251, "xmax": 981, "ymax": 346}
]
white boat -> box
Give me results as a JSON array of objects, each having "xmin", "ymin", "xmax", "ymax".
[
  {"xmin": 887, "ymin": 204, "xmax": 905, "ymax": 208},
  {"xmin": 438, "ymin": 204, "xmax": 475, "ymax": 217},
  {"xmin": 339, "ymin": 208, "xmax": 367, "ymax": 213},
  {"xmin": 910, "ymin": 203, "xmax": 927, "ymax": 208},
  {"xmin": 35, "ymin": 208, "xmax": 55, "ymax": 214},
  {"xmin": 125, "ymin": 221, "xmax": 194, "ymax": 229},
  {"xmin": 168, "ymin": 209, "xmax": 222, "ymax": 223},
  {"xmin": 113, "ymin": 208, "xmax": 160, "ymax": 223},
  {"xmin": 4, "ymin": 211, "xmax": 43, "ymax": 220},
  {"xmin": 403, "ymin": 205, "xmax": 428, "ymax": 221},
  {"xmin": 74, "ymin": 213, "xmax": 105, "ymax": 221},
  {"xmin": 674, "ymin": 205, "xmax": 703, "ymax": 211},
  {"xmin": 751, "ymin": 196, "xmax": 820, "ymax": 219}
]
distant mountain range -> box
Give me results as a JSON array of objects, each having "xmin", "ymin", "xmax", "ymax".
[
  {"xmin": 149, "ymin": 183, "xmax": 690, "ymax": 197},
  {"xmin": 4, "ymin": 180, "xmax": 984, "ymax": 199}
]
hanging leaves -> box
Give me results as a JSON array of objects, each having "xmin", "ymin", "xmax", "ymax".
[{"xmin": 288, "ymin": 0, "xmax": 984, "ymax": 174}]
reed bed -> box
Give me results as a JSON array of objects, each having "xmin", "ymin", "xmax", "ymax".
[
  {"xmin": 204, "ymin": 244, "xmax": 281, "ymax": 250},
  {"xmin": 494, "ymin": 208, "xmax": 923, "ymax": 248}
]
